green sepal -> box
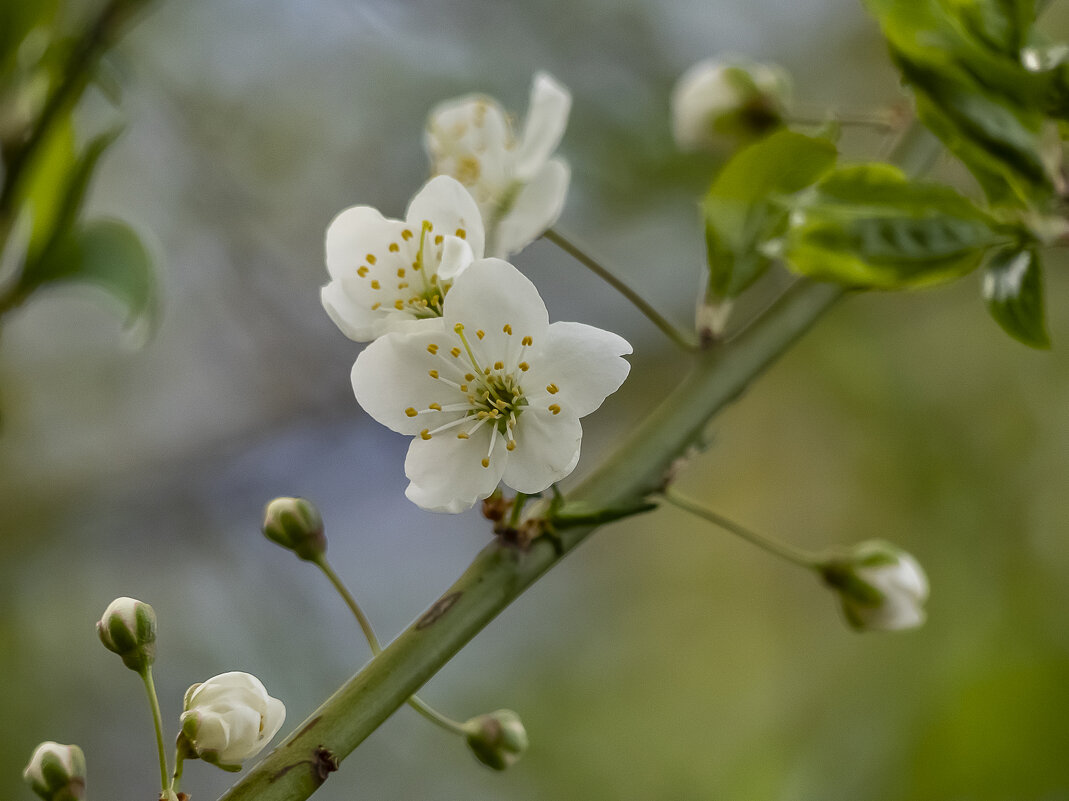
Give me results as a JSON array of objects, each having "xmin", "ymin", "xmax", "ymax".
[
  {"xmin": 782, "ymin": 163, "xmax": 1007, "ymax": 288},
  {"xmin": 702, "ymin": 129, "xmax": 838, "ymax": 304},
  {"xmin": 982, "ymin": 246, "xmax": 1050, "ymax": 348}
]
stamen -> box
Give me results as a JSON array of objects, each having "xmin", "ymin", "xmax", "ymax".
[
  {"xmin": 367, "ymin": 254, "xmax": 377, "ymax": 265},
  {"xmin": 398, "ymin": 282, "xmax": 409, "ymax": 289},
  {"xmin": 455, "ymin": 228, "xmax": 467, "ymax": 239},
  {"xmin": 493, "ymin": 361, "xmax": 504, "ymax": 370},
  {"xmin": 521, "ymin": 336, "xmax": 533, "ymax": 346},
  {"xmin": 549, "ymin": 404, "xmax": 561, "ymax": 415},
  {"xmin": 397, "ymin": 268, "xmax": 405, "ymax": 277},
  {"xmin": 434, "ymin": 234, "xmax": 443, "ymax": 245},
  {"xmin": 370, "ymin": 280, "xmax": 380, "ymax": 290},
  {"xmin": 450, "ymin": 347, "xmax": 461, "ymax": 358},
  {"xmin": 476, "ymin": 330, "xmax": 485, "ymax": 340},
  {"xmin": 519, "ymin": 362, "xmax": 530, "ymax": 371},
  {"xmin": 405, "ymin": 407, "xmax": 418, "ymax": 417},
  {"xmin": 427, "ymin": 416, "xmax": 471, "ymax": 436},
  {"xmin": 427, "ymin": 343, "xmax": 439, "ymax": 355},
  {"xmin": 371, "ymin": 302, "xmax": 381, "ymax": 310},
  {"xmin": 394, "ymin": 300, "xmax": 404, "ymax": 310},
  {"xmin": 484, "ymin": 425, "xmax": 499, "ymax": 468},
  {"xmin": 420, "ymin": 429, "xmax": 432, "ymax": 440},
  {"xmin": 546, "ymin": 383, "xmax": 559, "ymax": 394},
  {"xmin": 402, "ymin": 229, "xmax": 414, "ymax": 241},
  {"xmin": 428, "ymin": 402, "xmax": 442, "ymax": 411},
  {"xmin": 503, "ymin": 324, "xmax": 512, "ymax": 335},
  {"xmin": 357, "ymin": 266, "xmax": 369, "ymax": 277},
  {"xmin": 389, "ymin": 243, "xmax": 400, "ymax": 253},
  {"xmin": 429, "ymin": 369, "xmax": 439, "ymax": 379},
  {"xmin": 453, "ymin": 323, "xmax": 486, "ymax": 375}
]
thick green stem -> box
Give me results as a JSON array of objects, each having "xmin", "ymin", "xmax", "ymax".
[{"xmin": 217, "ymin": 278, "xmax": 845, "ymax": 801}]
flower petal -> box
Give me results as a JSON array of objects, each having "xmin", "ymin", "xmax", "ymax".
[
  {"xmin": 442, "ymin": 259, "xmax": 549, "ymax": 356},
  {"xmin": 405, "ymin": 175, "xmax": 486, "ymax": 261},
  {"xmin": 404, "ymin": 424, "xmax": 507, "ymax": 512},
  {"xmin": 492, "ymin": 158, "xmax": 570, "ymax": 258},
  {"xmin": 351, "ymin": 321, "xmax": 468, "ymax": 435},
  {"xmin": 437, "ymin": 235, "xmax": 475, "ymax": 281},
  {"xmin": 514, "ymin": 72, "xmax": 572, "ymax": 181},
  {"xmin": 501, "ymin": 409, "xmax": 582, "ymax": 493},
  {"xmin": 523, "ymin": 321, "xmax": 632, "ymax": 418}
]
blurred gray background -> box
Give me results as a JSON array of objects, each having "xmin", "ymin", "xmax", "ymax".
[{"xmin": 3, "ymin": 0, "xmax": 1069, "ymax": 799}]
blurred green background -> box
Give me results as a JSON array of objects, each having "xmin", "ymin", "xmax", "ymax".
[{"xmin": 3, "ymin": 0, "xmax": 1069, "ymax": 799}]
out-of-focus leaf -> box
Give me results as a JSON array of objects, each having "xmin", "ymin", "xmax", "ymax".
[
  {"xmin": 0, "ymin": 0, "xmax": 59, "ymax": 74},
  {"xmin": 864, "ymin": 0, "xmax": 1056, "ymax": 207},
  {"xmin": 19, "ymin": 219, "xmax": 156, "ymax": 329},
  {"xmin": 783, "ymin": 164, "xmax": 1009, "ymax": 288},
  {"xmin": 52, "ymin": 128, "xmax": 122, "ymax": 235},
  {"xmin": 981, "ymin": 246, "xmax": 1049, "ymax": 348},
  {"xmin": 702, "ymin": 130, "xmax": 837, "ymax": 302},
  {"xmin": 22, "ymin": 113, "xmax": 76, "ymax": 255}
]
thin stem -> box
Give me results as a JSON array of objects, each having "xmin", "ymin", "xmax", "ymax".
[
  {"xmin": 313, "ymin": 556, "xmax": 469, "ymax": 737},
  {"xmin": 789, "ymin": 109, "xmax": 898, "ymax": 132},
  {"xmin": 543, "ymin": 227, "xmax": 699, "ymax": 352},
  {"xmin": 662, "ymin": 488, "xmax": 817, "ymax": 569},
  {"xmin": 140, "ymin": 667, "xmax": 170, "ymax": 795},
  {"xmin": 507, "ymin": 492, "xmax": 528, "ymax": 529},
  {"xmin": 314, "ymin": 557, "xmax": 381, "ymax": 653},
  {"xmin": 170, "ymin": 751, "xmax": 185, "ymax": 794}
]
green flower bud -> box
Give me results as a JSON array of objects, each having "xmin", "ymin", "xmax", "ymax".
[
  {"xmin": 820, "ymin": 540, "xmax": 928, "ymax": 632},
  {"xmin": 23, "ymin": 742, "xmax": 86, "ymax": 801},
  {"xmin": 262, "ymin": 497, "xmax": 326, "ymax": 562},
  {"xmin": 96, "ymin": 596, "xmax": 157, "ymax": 672},
  {"xmin": 464, "ymin": 709, "xmax": 528, "ymax": 770}
]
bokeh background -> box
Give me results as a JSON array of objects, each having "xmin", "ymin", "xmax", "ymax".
[{"xmin": 4, "ymin": 0, "xmax": 1069, "ymax": 799}]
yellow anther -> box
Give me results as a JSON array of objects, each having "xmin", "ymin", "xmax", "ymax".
[
  {"xmin": 492, "ymin": 361, "xmax": 503, "ymax": 370},
  {"xmin": 457, "ymin": 156, "xmax": 481, "ymax": 183},
  {"xmin": 424, "ymin": 220, "xmax": 434, "ymax": 231},
  {"xmin": 430, "ymin": 274, "xmax": 438, "ymax": 284},
  {"xmin": 481, "ymin": 457, "xmax": 490, "ymax": 468},
  {"xmin": 429, "ymin": 369, "xmax": 439, "ymax": 379},
  {"xmin": 454, "ymin": 323, "xmax": 465, "ymax": 333},
  {"xmin": 420, "ymin": 429, "xmax": 432, "ymax": 440},
  {"xmin": 519, "ymin": 362, "xmax": 530, "ymax": 371},
  {"xmin": 521, "ymin": 336, "xmax": 533, "ymax": 346},
  {"xmin": 402, "ymin": 229, "xmax": 414, "ymax": 240},
  {"xmin": 427, "ymin": 343, "xmax": 439, "ymax": 354},
  {"xmin": 434, "ymin": 234, "xmax": 443, "ymax": 245},
  {"xmin": 503, "ymin": 324, "xmax": 513, "ymax": 335},
  {"xmin": 371, "ymin": 302, "xmax": 381, "ymax": 310},
  {"xmin": 476, "ymin": 330, "xmax": 485, "ymax": 340},
  {"xmin": 394, "ymin": 299, "xmax": 404, "ymax": 310},
  {"xmin": 389, "ymin": 242, "xmax": 400, "ymax": 252},
  {"xmin": 546, "ymin": 383, "xmax": 559, "ymax": 394},
  {"xmin": 549, "ymin": 404, "xmax": 561, "ymax": 415},
  {"xmin": 397, "ymin": 268, "xmax": 405, "ymax": 277},
  {"xmin": 457, "ymin": 432, "xmax": 469, "ymax": 439},
  {"xmin": 366, "ymin": 254, "xmax": 377, "ymax": 265},
  {"xmin": 455, "ymin": 228, "xmax": 467, "ymax": 239},
  {"xmin": 460, "ymin": 384, "xmax": 468, "ymax": 392},
  {"xmin": 507, "ymin": 440, "xmax": 516, "ymax": 451},
  {"xmin": 398, "ymin": 282, "xmax": 409, "ymax": 289},
  {"xmin": 429, "ymin": 402, "xmax": 442, "ymax": 411},
  {"xmin": 412, "ymin": 260, "xmax": 421, "ymax": 270},
  {"xmin": 370, "ymin": 280, "xmax": 380, "ymax": 289},
  {"xmin": 465, "ymin": 373, "xmax": 475, "ymax": 381},
  {"xmin": 405, "ymin": 407, "xmax": 418, "ymax": 417},
  {"xmin": 357, "ymin": 266, "xmax": 369, "ymax": 277},
  {"xmin": 450, "ymin": 347, "xmax": 461, "ymax": 358}
]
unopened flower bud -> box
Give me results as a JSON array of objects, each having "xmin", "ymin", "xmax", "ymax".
[
  {"xmin": 23, "ymin": 742, "xmax": 86, "ymax": 801},
  {"xmin": 179, "ymin": 671, "xmax": 286, "ymax": 771},
  {"xmin": 96, "ymin": 596, "xmax": 157, "ymax": 672},
  {"xmin": 262, "ymin": 497, "xmax": 326, "ymax": 561},
  {"xmin": 671, "ymin": 57, "xmax": 790, "ymax": 152},
  {"xmin": 820, "ymin": 540, "xmax": 928, "ymax": 632},
  {"xmin": 464, "ymin": 709, "xmax": 528, "ymax": 770}
]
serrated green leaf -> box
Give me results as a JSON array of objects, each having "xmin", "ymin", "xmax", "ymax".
[
  {"xmin": 865, "ymin": 0, "xmax": 1056, "ymax": 207},
  {"xmin": 783, "ymin": 164, "xmax": 1008, "ymax": 288},
  {"xmin": 702, "ymin": 130, "xmax": 837, "ymax": 301},
  {"xmin": 982, "ymin": 246, "xmax": 1050, "ymax": 348},
  {"xmin": 18, "ymin": 219, "xmax": 156, "ymax": 329}
]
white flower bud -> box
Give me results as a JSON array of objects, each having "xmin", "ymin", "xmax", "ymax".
[
  {"xmin": 96, "ymin": 596, "xmax": 157, "ymax": 672},
  {"xmin": 262, "ymin": 497, "xmax": 326, "ymax": 562},
  {"xmin": 464, "ymin": 709, "xmax": 528, "ymax": 770},
  {"xmin": 23, "ymin": 742, "xmax": 86, "ymax": 801},
  {"xmin": 821, "ymin": 540, "xmax": 929, "ymax": 632},
  {"xmin": 671, "ymin": 57, "xmax": 791, "ymax": 152},
  {"xmin": 179, "ymin": 671, "xmax": 286, "ymax": 771}
]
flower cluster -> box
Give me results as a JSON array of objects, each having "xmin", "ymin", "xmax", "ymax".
[{"xmin": 324, "ymin": 74, "xmax": 631, "ymax": 513}]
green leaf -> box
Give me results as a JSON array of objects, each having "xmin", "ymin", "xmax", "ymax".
[
  {"xmin": 18, "ymin": 219, "xmax": 157, "ymax": 330},
  {"xmin": 0, "ymin": 0, "xmax": 59, "ymax": 73},
  {"xmin": 982, "ymin": 246, "xmax": 1050, "ymax": 348},
  {"xmin": 864, "ymin": 0, "xmax": 1056, "ymax": 207},
  {"xmin": 782, "ymin": 164, "xmax": 1008, "ymax": 288},
  {"xmin": 702, "ymin": 130, "xmax": 837, "ymax": 301}
]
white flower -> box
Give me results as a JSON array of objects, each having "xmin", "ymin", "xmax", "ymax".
[
  {"xmin": 821, "ymin": 541, "xmax": 929, "ymax": 632},
  {"xmin": 425, "ymin": 72, "xmax": 572, "ymax": 259},
  {"xmin": 180, "ymin": 671, "xmax": 286, "ymax": 770},
  {"xmin": 322, "ymin": 175, "xmax": 485, "ymax": 342},
  {"xmin": 351, "ymin": 258, "xmax": 631, "ymax": 513},
  {"xmin": 23, "ymin": 742, "xmax": 86, "ymax": 801},
  {"xmin": 96, "ymin": 596, "xmax": 157, "ymax": 672},
  {"xmin": 671, "ymin": 57, "xmax": 790, "ymax": 152}
]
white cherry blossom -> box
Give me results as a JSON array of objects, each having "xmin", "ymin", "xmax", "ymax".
[
  {"xmin": 352, "ymin": 259, "xmax": 631, "ymax": 513},
  {"xmin": 425, "ymin": 72, "xmax": 571, "ymax": 259},
  {"xmin": 822, "ymin": 541, "xmax": 929, "ymax": 632},
  {"xmin": 322, "ymin": 175, "xmax": 485, "ymax": 342}
]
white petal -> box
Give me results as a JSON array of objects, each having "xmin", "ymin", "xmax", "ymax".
[
  {"xmin": 321, "ymin": 280, "xmax": 387, "ymax": 342},
  {"xmin": 437, "ymin": 235, "xmax": 474, "ymax": 281},
  {"xmin": 325, "ymin": 206, "xmax": 398, "ymax": 280},
  {"xmin": 351, "ymin": 321, "xmax": 465, "ymax": 436},
  {"xmin": 491, "ymin": 159, "xmax": 570, "ymax": 258},
  {"xmin": 404, "ymin": 425, "xmax": 506, "ymax": 512},
  {"xmin": 260, "ymin": 696, "xmax": 286, "ymax": 744},
  {"xmin": 514, "ymin": 72, "xmax": 572, "ymax": 180},
  {"xmin": 405, "ymin": 175, "xmax": 486, "ymax": 261},
  {"xmin": 442, "ymin": 259, "xmax": 549, "ymax": 356},
  {"xmin": 524, "ymin": 321, "xmax": 632, "ymax": 418},
  {"xmin": 501, "ymin": 409, "xmax": 582, "ymax": 493}
]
